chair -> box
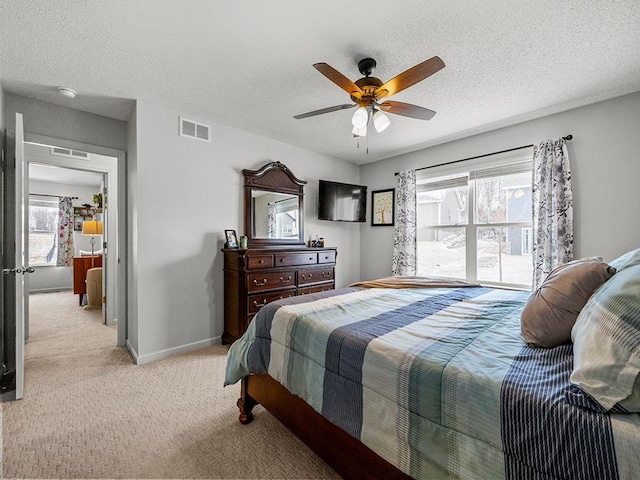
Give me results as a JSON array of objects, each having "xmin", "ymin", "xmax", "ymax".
[{"xmin": 84, "ymin": 267, "xmax": 103, "ymax": 310}]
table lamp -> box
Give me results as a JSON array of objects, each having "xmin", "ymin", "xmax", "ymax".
[{"xmin": 82, "ymin": 218, "xmax": 103, "ymax": 267}]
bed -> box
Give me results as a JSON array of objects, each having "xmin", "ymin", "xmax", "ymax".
[{"xmin": 225, "ymin": 261, "xmax": 640, "ymax": 479}]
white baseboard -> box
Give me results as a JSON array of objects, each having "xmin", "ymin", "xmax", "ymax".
[{"xmin": 128, "ymin": 336, "xmax": 222, "ymax": 365}]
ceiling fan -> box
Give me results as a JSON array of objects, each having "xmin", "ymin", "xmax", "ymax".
[{"xmin": 294, "ymin": 56, "xmax": 445, "ymax": 136}]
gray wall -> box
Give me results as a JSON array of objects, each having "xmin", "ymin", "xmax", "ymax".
[
  {"xmin": 129, "ymin": 100, "xmax": 361, "ymax": 362},
  {"xmin": 4, "ymin": 94, "xmax": 127, "ymax": 151},
  {"xmin": 359, "ymin": 91, "xmax": 640, "ymax": 281},
  {"xmin": 5, "ymin": 93, "xmax": 361, "ymax": 363}
]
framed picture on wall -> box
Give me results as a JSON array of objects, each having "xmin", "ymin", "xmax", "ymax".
[
  {"xmin": 371, "ymin": 189, "xmax": 395, "ymax": 226},
  {"xmin": 225, "ymin": 229, "xmax": 239, "ymax": 249}
]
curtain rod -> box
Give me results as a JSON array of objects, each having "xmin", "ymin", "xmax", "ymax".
[
  {"xmin": 30, "ymin": 193, "xmax": 79, "ymax": 199},
  {"xmin": 269, "ymin": 197, "xmax": 294, "ymax": 205},
  {"xmin": 394, "ymin": 134, "xmax": 573, "ymax": 176}
]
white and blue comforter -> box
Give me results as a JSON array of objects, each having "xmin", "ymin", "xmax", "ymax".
[{"xmin": 225, "ymin": 285, "xmax": 640, "ymax": 479}]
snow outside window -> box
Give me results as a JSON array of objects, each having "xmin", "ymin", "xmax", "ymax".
[{"xmin": 416, "ymin": 161, "xmax": 533, "ymax": 290}]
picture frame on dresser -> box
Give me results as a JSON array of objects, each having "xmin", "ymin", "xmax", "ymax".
[{"xmin": 225, "ymin": 229, "xmax": 239, "ymax": 249}]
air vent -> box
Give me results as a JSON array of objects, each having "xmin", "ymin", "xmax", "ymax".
[
  {"xmin": 179, "ymin": 117, "xmax": 211, "ymax": 142},
  {"xmin": 50, "ymin": 147, "xmax": 90, "ymax": 160}
]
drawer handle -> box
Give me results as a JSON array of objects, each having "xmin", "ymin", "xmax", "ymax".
[
  {"xmin": 309, "ymin": 257, "xmax": 314, "ymax": 261},
  {"xmin": 253, "ymin": 278, "xmax": 267, "ymax": 286},
  {"xmin": 322, "ymin": 271, "xmax": 331, "ymax": 278},
  {"xmin": 253, "ymin": 299, "xmax": 268, "ymax": 308},
  {"xmin": 303, "ymin": 273, "xmax": 313, "ymax": 280},
  {"xmin": 280, "ymin": 258, "xmax": 286, "ymax": 263},
  {"xmin": 280, "ymin": 275, "xmax": 292, "ymax": 283},
  {"xmin": 258, "ymin": 259, "xmax": 264, "ymax": 264}
]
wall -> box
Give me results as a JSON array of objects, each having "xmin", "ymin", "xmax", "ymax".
[
  {"xmin": 130, "ymin": 101, "xmax": 360, "ymax": 363},
  {"xmin": 0, "ymin": 85, "xmax": 4, "ymax": 131},
  {"xmin": 3, "ymin": 94, "xmax": 127, "ymax": 151},
  {"xmin": 359, "ymin": 91, "xmax": 640, "ymax": 281},
  {"xmin": 28, "ymin": 180, "xmax": 101, "ymax": 293}
]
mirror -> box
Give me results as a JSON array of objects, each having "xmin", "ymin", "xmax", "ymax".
[
  {"xmin": 251, "ymin": 190, "xmax": 300, "ymax": 239},
  {"xmin": 243, "ymin": 162, "xmax": 306, "ymax": 247}
]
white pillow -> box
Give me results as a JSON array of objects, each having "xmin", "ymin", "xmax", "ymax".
[{"xmin": 569, "ymin": 264, "xmax": 640, "ymax": 412}]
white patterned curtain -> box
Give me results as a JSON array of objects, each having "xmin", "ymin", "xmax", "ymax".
[
  {"xmin": 267, "ymin": 203, "xmax": 277, "ymax": 238},
  {"xmin": 392, "ymin": 170, "xmax": 417, "ymax": 276},
  {"xmin": 532, "ymin": 137, "xmax": 573, "ymax": 288},
  {"xmin": 56, "ymin": 197, "xmax": 74, "ymax": 266}
]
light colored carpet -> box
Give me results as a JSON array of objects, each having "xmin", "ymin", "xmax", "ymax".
[{"xmin": 2, "ymin": 290, "xmax": 339, "ymax": 479}]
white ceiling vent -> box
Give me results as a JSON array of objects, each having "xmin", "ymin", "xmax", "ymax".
[
  {"xmin": 179, "ymin": 117, "xmax": 211, "ymax": 142},
  {"xmin": 50, "ymin": 147, "xmax": 90, "ymax": 160}
]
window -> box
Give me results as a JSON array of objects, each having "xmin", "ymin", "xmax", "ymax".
[
  {"xmin": 29, "ymin": 197, "xmax": 59, "ymax": 266},
  {"xmin": 416, "ymin": 161, "xmax": 533, "ymax": 289}
]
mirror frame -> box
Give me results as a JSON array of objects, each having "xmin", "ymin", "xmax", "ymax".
[{"xmin": 243, "ymin": 161, "xmax": 306, "ymax": 247}]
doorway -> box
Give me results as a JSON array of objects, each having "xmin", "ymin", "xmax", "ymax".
[
  {"xmin": 28, "ymin": 161, "xmax": 107, "ymax": 328},
  {"xmin": 22, "ymin": 135, "xmax": 126, "ymax": 350}
]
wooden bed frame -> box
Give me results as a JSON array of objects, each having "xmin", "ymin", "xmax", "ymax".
[{"xmin": 238, "ymin": 374, "xmax": 411, "ymax": 480}]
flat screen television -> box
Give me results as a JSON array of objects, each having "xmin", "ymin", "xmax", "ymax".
[{"xmin": 318, "ymin": 180, "xmax": 367, "ymax": 222}]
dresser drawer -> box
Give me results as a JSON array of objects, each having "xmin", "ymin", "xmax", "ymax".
[
  {"xmin": 298, "ymin": 267, "xmax": 334, "ymax": 286},
  {"xmin": 247, "ymin": 254, "xmax": 274, "ymax": 269},
  {"xmin": 248, "ymin": 290, "xmax": 295, "ymax": 315},
  {"xmin": 275, "ymin": 252, "xmax": 318, "ymax": 267},
  {"xmin": 298, "ymin": 282, "xmax": 335, "ymax": 296},
  {"xmin": 318, "ymin": 250, "xmax": 336, "ymax": 264},
  {"xmin": 247, "ymin": 270, "xmax": 296, "ymax": 293}
]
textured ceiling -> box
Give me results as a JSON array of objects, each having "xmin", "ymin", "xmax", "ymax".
[{"xmin": 2, "ymin": 1, "xmax": 639, "ymax": 164}]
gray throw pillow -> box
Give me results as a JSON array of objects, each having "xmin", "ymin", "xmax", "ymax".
[{"xmin": 520, "ymin": 258, "xmax": 616, "ymax": 348}]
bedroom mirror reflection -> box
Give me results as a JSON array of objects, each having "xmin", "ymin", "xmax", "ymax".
[{"xmin": 251, "ymin": 190, "xmax": 300, "ymax": 239}]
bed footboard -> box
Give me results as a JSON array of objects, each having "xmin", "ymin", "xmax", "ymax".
[{"xmin": 237, "ymin": 374, "xmax": 411, "ymax": 480}]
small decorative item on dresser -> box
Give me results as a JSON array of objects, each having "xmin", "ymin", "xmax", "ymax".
[
  {"xmin": 239, "ymin": 235, "xmax": 248, "ymax": 249},
  {"xmin": 225, "ymin": 229, "xmax": 239, "ymax": 249}
]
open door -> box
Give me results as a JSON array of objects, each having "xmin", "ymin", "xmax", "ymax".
[{"xmin": 1, "ymin": 113, "xmax": 30, "ymax": 400}]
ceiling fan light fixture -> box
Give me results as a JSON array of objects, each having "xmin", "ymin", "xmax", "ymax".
[
  {"xmin": 351, "ymin": 107, "xmax": 368, "ymax": 128},
  {"xmin": 352, "ymin": 124, "xmax": 367, "ymax": 137},
  {"xmin": 373, "ymin": 110, "xmax": 390, "ymax": 133}
]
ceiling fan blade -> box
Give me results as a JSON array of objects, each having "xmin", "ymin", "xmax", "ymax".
[
  {"xmin": 293, "ymin": 104, "xmax": 355, "ymax": 120},
  {"xmin": 376, "ymin": 56, "xmax": 445, "ymax": 99},
  {"xmin": 313, "ymin": 63, "xmax": 364, "ymax": 99},
  {"xmin": 379, "ymin": 101, "xmax": 436, "ymax": 120}
]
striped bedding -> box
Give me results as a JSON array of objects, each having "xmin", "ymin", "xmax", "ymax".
[{"xmin": 225, "ymin": 285, "xmax": 640, "ymax": 480}]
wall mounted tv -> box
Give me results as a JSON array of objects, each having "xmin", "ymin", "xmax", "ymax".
[{"xmin": 318, "ymin": 180, "xmax": 367, "ymax": 222}]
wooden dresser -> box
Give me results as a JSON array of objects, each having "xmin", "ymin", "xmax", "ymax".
[
  {"xmin": 222, "ymin": 246, "xmax": 337, "ymax": 344},
  {"xmin": 73, "ymin": 255, "xmax": 102, "ymax": 305}
]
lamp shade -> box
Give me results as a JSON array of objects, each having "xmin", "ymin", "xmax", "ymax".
[
  {"xmin": 352, "ymin": 125, "xmax": 367, "ymax": 137},
  {"xmin": 373, "ymin": 110, "xmax": 390, "ymax": 133},
  {"xmin": 351, "ymin": 107, "xmax": 368, "ymax": 128},
  {"xmin": 82, "ymin": 220, "xmax": 103, "ymax": 236}
]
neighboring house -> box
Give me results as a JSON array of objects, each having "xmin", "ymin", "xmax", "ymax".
[
  {"xmin": 416, "ymin": 189, "xmax": 466, "ymax": 242},
  {"xmin": 506, "ymin": 185, "xmax": 532, "ymax": 256}
]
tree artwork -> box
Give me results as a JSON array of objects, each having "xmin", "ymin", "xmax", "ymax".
[{"xmin": 373, "ymin": 190, "xmax": 394, "ymax": 226}]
